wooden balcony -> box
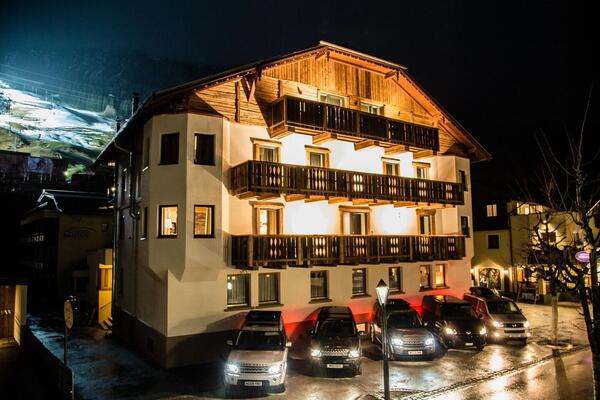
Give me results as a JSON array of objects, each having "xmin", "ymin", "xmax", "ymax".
[
  {"xmin": 270, "ymin": 96, "xmax": 440, "ymax": 152},
  {"xmin": 231, "ymin": 235, "xmax": 466, "ymax": 269},
  {"xmin": 230, "ymin": 161, "xmax": 464, "ymax": 206}
]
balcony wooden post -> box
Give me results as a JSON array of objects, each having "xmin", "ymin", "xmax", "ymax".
[
  {"xmin": 339, "ymin": 236, "xmax": 346, "ymax": 264},
  {"xmin": 247, "ymin": 236, "xmax": 254, "ymax": 269},
  {"xmin": 297, "ymin": 237, "xmax": 304, "ymax": 267}
]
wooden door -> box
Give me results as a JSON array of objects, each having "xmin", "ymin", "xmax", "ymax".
[{"xmin": 0, "ymin": 285, "xmax": 15, "ymax": 340}]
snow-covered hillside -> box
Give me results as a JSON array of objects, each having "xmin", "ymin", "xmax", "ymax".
[{"xmin": 0, "ymin": 79, "xmax": 115, "ymax": 165}]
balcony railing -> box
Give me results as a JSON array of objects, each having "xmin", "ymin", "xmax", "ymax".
[
  {"xmin": 270, "ymin": 96, "xmax": 440, "ymax": 151},
  {"xmin": 231, "ymin": 235, "xmax": 466, "ymax": 269},
  {"xmin": 230, "ymin": 161, "xmax": 464, "ymax": 205}
]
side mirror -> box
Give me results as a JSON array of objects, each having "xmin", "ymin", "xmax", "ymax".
[
  {"xmin": 306, "ymin": 329, "xmax": 313, "ymax": 335},
  {"xmin": 226, "ymin": 340, "xmax": 233, "ymax": 346},
  {"xmin": 286, "ymin": 341, "xmax": 292, "ymax": 348}
]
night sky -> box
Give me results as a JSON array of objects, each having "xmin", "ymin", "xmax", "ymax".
[{"xmin": 1, "ymin": 0, "xmax": 598, "ymax": 190}]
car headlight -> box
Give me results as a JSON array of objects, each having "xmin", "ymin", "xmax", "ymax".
[
  {"xmin": 310, "ymin": 348, "xmax": 322, "ymax": 358},
  {"xmin": 348, "ymin": 349, "xmax": 360, "ymax": 359},
  {"xmin": 479, "ymin": 327, "xmax": 487, "ymax": 335},
  {"xmin": 444, "ymin": 327, "xmax": 457, "ymax": 335},
  {"xmin": 268, "ymin": 364, "xmax": 282, "ymax": 374},
  {"xmin": 391, "ymin": 337, "xmax": 403, "ymax": 346},
  {"xmin": 523, "ymin": 321, "xmax": 530, "ymax": 328},
  {"xmin": 425, "ymin": 337, "xmax": 434, "ymax": 346},
  {"xmin": 492, "ymin": 321, "xmax": 503, "ymax": 328},
  {"xmin": 226, "ymin": 363, "xmax": 239, "ymax": 374}
]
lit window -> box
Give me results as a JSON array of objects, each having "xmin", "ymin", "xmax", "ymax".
[
  {"xmin": 159, "ymin": 133, "xmax": 179, "ymax": 165},
  {"xmin": 227, "ymin": 275, "xmax": 249, "ymax": 306},
  {"xmin": 194, "ymin": 134, "xmax": 215, "ymax": 165},
  {"xmin": 194, "ymin": 205, "xmax": 214, "ymax": 237},
  {"xmin": 255, "ymin": 207, "xmax": 281, "ymax": 235},
  {"xmin": 419, "ymin": 214, "xmax": 434, "ymax": 235},
  {"xmin": 434, "ymin": 264, "xmax": 446, "ymax": 287},
  {"xmin": 259, "ymin": 273, "xmax": 279, "ymax": 304},
  {"xmin": 310, "ymin": 271, "xmax": 328, "ymax": 300},
  {"xmin": 389, "ymin": 267, "xmax": 402, "ymax": 292},
  {"xmin": 159, "ymin": 205, "xmax": 178, "ymax": 237},
  {"xmin": 486, "ymin": 204, "xmax": 498, "ymax": 217},
  {"xmin": 352, "ymin": 268, "xmax": 367, "ymax": 295},
  {"xmin": 419, "ymin": 265, "xmax": 431, "ymax": 290},
  {"xmin": 342, "ymin": 210, "xmax": 369, "ymax": 235},
  {"xmin": 306, "ymin": 148, "xmax": 330, "ymax": 168}
]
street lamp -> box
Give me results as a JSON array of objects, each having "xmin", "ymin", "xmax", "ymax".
[{"xmin": 376, "ymin": 279, "xmax": 390, "ymax": 400}]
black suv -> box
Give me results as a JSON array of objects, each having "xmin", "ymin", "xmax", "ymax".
[
  {"xmin": 421, "ymin": 295, "xmax": 487, "ymax": 350},
  {"xmin": 307, "ymin": 306, "xmax": 361, "ymax": 376},
  {"xmin": 370, "ymin": 298, "xmax": 436, "ymax": 360}
]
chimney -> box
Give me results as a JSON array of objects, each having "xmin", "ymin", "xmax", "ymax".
[{"xmin": 131, "ymin": 92, "xmax": 140, "ymax": 116}]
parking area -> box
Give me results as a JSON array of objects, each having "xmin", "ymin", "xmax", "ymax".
[{"xmin": 27, "ymin": 302, "xmax": 591, "ymax": 400}]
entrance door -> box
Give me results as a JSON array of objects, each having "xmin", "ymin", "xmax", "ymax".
[{"xmin": 0, "ymin": 285, "xmax": 15, "ymax": 340}]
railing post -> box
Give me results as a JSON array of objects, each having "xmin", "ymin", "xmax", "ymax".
[
  {"xmin": 339, "ymin": 236, "xmax": 345, "ymax": 264},
  {"xmin": 297, "ymin": 237, "xmax": 304, "ymax": 266},
  {"xmin": 248, "ymin": 236, "xmax": 254, "ymax": 269}
]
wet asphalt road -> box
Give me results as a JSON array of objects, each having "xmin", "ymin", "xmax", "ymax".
[{"xmin": 24, "ymin": 303, "xmax": 593, "ymax": 400}]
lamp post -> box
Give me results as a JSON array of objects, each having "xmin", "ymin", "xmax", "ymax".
[{"xmin": 376, "ymin": 279, "xmax": 390, "ymax": 400}]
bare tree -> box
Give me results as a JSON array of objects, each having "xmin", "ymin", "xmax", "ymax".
[{"xmin": 526, "ymin": 87, "xmax": 600, "ymax": 397}]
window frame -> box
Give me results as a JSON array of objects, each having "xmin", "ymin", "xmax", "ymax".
[
  {"xmin": 461, "ymin": 216, "xmax": 470, "ymax": 237},
  {"xmin": 193, "ymin": 205, "xmax": 215, "ymax": 238},
  {"xmin": 419, "ymin": 265, "xmax": 432, "ymax": 290},
  {"xmin": 340, "ymin": 206, "xmax": 371, "ymax": 235},
  {"xmin": 458, "ymin": 170, "xmax": 468, "ymax": 191},
  {"xmin": 487, "ymin": 234, "xmax": 500, "ymax": 249},
  {"xmin": 486, "ymin": 204, "xmax": 498, "ymax": 217},
  {"xmin": 382, "ymin": 157, "xmax": 400, "ymax": 176},
  {"xmin": 227, "ymin": 274, "xmax": 250, "ymax": 307},
  {"xmin": 388, "ymin": 266, "xmax": 403, "ymax": 292},
  {"xmin": 351, "ymin": 268, "xmax": 367, "ymax": 296},
  {"xmin": 360, "ymin": 101, "xmax": 383, "ymax": 115},
  {"xmin": 433, "ymin": 264, "xmax": 447, "ymax": 288},
  {"xmin": 310, "ymin": 270, "xmax": 329, "ymax": 301},
  {"xmin": 305, "ymin": 145, "xmax": 330, "ymax": 168},
  {"xmin": 158, "ymin": 204, "xmax": 178, "ymax": 238},
  {"xmin": 251, "ymin": 138, "xmax": 281, "ymax": 163},
  {"xmin": 159, "ymin": 132, "xmax": 180, "ymax": 166},
  {"xmin": 413, "ymin": 162, "xmax": 431, "ymax": 180},
  {"xmin": 417, "ymin": 210, "xmax": 436, "ymax": 235},
  {"xmin": 252, "ymin": 202, "xmax": 284, "ymax": 235},
  {"xmin": 319, "ymin": 92, "xmax": 346, "ymax": 107},
  {"xmin": 194, "ymin": 133, "xmax": 216, "ymax": 166},
  {"xmin": 258, "ymin": 272, "xmax": 280, "ymax": 305}
]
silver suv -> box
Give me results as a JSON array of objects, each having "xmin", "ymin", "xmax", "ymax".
[
  {"xmin": 224, "ymin": 311, "xmax": 290, "ymax": 394},
  {"xmin": 463, "ymin": 293, "xmax": 530, "ymax": 343}
]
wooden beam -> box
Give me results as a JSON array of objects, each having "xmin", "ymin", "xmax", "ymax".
[
  {"xmin": 384, "ymin": 70, "xmax": 396, "ymax": 80},
  {"xmin": 247, "ymin": 76, "xmax": 256, "ymax": 101},
  {"xmin": 313, "ymin": 132, "xmax": 337, "ymax": 145},
  {"xmin": 328, "ymin": 197, "xmax": 349, "ymax": 204},
  {"xmin": 315, "ymin": 50, "xmax": 328, "ymax": 61},
  {"xmin": 385, "ymin": 144, "xmax": 410, "ymax": 156},
  {"xmin": 393, "ymin": 201, "xmax": 417, "ymax": 208},
  {"xmin": 238, "ymin": 192, "xmax": 257, "ymax": 200},
  {"xmin": 354, "ymin": 139, "xmax": 381, "ymax": 151},
  {"xmin": 369, "ymin": 200, "xmax": 391, "ymax": 206},
  {"xmin": 413, "ymin": 150, "xmax": 437, "ymax": 159},
  {"xmin": 285, "ymin": 194, "xmax": 306, "ymax": 202},
  {"xmin": 258, "ymin": 193, "xmax": 281, "ymax": 201},
  {"xmin": 352, "ymin": 199, "xmax": 372, "ymax": 205},
  {"xmin": 270, "ymin": 125, "xmax": 294, "ymax": 139},
  {"xmin": 305, "ymin": 195, "xmax": 326, "ymax": 203},
  {"xmin": 234, "ymin": 81, "xmax": 240, "ymax": 122}
]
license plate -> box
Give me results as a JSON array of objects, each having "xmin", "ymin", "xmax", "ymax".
[
  {"xmin": 326, "ymin": 364, "xmax": 344, "ymax": 369},
  {"xmin": 244, "ymin": 381, "xmax": 263, "ymax": 387},
  {"xmin": 465, "ymin": 342, "xmax": 474, "ymax": 346},
  {"xmin": 408, "ymin": 350, "xmax": 423, "ymax": 355}
]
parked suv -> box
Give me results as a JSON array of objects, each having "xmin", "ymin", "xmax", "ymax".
[
  {"xmin": 421, "ymin": 295, "xmax": 487, "ymax": 350},
  {"xmin": 370, "ymin": 298, "xmax": 436, "ymax": 360},
  {"xmin": 463, "ymin": 293, "xmax": 530, "ymax": 343},
  {"xmin": 224, "ymin": 311, "xmax": 290, "ymax": 393},
  {"xmin": 307, "ymin": 306, "xmax": 362, "ymax": 376}
]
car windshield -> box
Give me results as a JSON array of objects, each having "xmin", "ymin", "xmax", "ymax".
[
  {"xmin": 235, "ymin": 330, "xmax": 283, "ymax": 351},
  {"xmin": 315, "ymin": 319, "xmax": 357, "ymax": 337},
  {"xmin": 487, "ymin": 301, "xmax": 521, "ymax": 314},
  {"xmin": 388, "ymin": 311, "xmax": 422, "ymax": 328},
  {"xmin": 442, "ymin": 304, "xmax": 478, "ymax": 320}
]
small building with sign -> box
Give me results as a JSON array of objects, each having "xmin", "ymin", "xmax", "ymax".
[{"xmin": 19, "ymin": 189, "xmax": 113, "ymax": 309}]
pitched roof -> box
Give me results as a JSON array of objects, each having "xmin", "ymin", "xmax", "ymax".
[{"xmin": 95, "ymin": 41, "xmax": 491, "ymax": 164}]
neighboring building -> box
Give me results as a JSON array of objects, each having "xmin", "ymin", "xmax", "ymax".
[
  {"xmin": 96, "ymin": 41, "xmax": 491, "ymax": 368},
  {"xmin": 472, "ymin": 198, "xmax": 593, "ymax": 301},
  {"xmin": 0, "ymin": 276, "xmax": 27, "ymax": 346},
  {"xmin": 19, "ymin": 189, "xmax": 113, "ymax": 309},
  {"xmin": 81, "ymin": 248, "xmax": 113, "ymax": 328}
]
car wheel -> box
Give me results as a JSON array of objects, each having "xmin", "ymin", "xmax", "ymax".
[
  {"xmin": 476, "ymin": 345, "xmax": 485, "ymax": 351},
  {"xmin": 273, "ymin": 383, "xmax": 286, "ymax": 393},
  {"xmin": 354, "ymin": 364, "xmax": 362, "ymax": 376},
  {"xmin": 311, "ymin": 363, "xmax": 322, "ymax": 377},
  {"xmin": 224, "ymin": 383, "xmax": 235, "ymax": 397}
]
